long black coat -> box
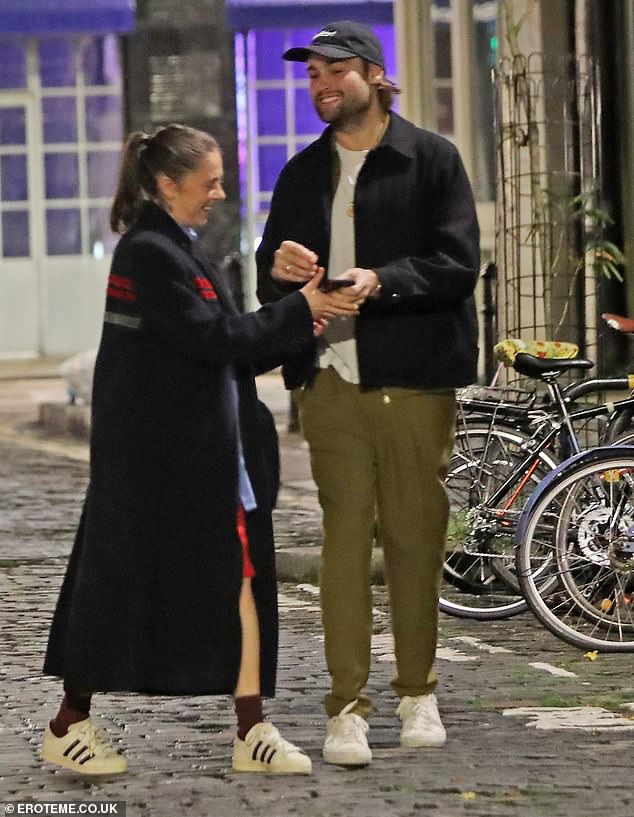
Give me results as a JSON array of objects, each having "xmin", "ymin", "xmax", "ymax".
[{"xmin": 44, "ymin": 203, "xmax": 314, "ymax": 696}]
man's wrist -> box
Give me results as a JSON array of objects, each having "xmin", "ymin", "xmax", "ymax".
[{"xmin": 370, "ymin": 271, "xmax": 382, "ymax": 298}]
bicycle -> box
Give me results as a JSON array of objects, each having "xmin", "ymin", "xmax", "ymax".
[
  {"xmin": 515, "ymin": 444, "xmax": 634, "ymax": 652},
  {"xmin": 441, "ymin": 345, "xmax": 634, "ymax": 621}
]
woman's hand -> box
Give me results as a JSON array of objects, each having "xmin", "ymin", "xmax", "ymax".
[
  {"xmin": 312, "ymin": 318, "xmax": 328, "ymax": 337},
  {"xmin": 299, "ymin": 269, "xmax": 361, "ymax": 321}
]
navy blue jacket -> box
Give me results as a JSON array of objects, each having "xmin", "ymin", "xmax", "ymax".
[{"xmin": 256, "ymin": 112, "xmax": 480, "ymax": 390}]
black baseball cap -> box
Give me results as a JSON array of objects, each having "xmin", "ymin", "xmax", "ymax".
[{"xmin": 283, "ymin": 20, "xmax": 385, "ymax": 68}]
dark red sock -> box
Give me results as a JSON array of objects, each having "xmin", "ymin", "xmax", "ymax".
[
  {"xmin": 49, "ymin": 692, "xmax": 92, "ymax": 738},
  {"xmin": 234, "ymin": 695, "xmax": 263, "ymax": 740}
]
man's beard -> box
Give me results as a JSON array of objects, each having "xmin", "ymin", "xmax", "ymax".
[{"xmin": 315, "ymin": 95, "xmax": 372, "ymax": 131}]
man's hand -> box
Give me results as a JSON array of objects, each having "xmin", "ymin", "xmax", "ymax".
[
  {"xmin": 273, "ymin": 240, "xmax": 319, "ymax": 283},
  {"xmin": 335, "ymin": 268, "xmax": 382, "ymax": 301}
]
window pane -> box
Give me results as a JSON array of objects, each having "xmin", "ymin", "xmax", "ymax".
[
  {"xmin": 294, "ymin": 88, "xmax": 322, "ymax": 135},
  {"xmin": 0, "ymin": 107, "xmax": 26, "ymax": 145},
  {"xmin": 258, "ymin": 144, "xmax": 287, "ymax": 193},
  {"xmin": 288, "ymin": 28, "xmax": 318, "ymax": 79},
  {"xmin": 87, "ymin": 151, "xmax": 120, "ymax": 198},
  {"xmin": 89, "ymin": 207, "xmax": 119, "ymax": 255},
  {"xmin": 434, "ymin": 23, "xmax": 452, "ymax": 79},
  {"xmin": 45, "ymin": 153, "xmax": 79, "ymax": 199},
  {"xmin": 436, "ymin": 87, "xmax": 454, "ymax": 134},
  {"xmin": 46, "ymin": 209, "xmax": 81, "ymax": 255},
  {"xmin": 39, "ymin": 39, "xmax": 75, "ymax": 88},
  {"xmin": 0, "ymin": 42, "xmax": 26, "ymax": 89},
  {"xmin": 1, "ymin": 155, "xmax": 28, "ymax": 201},
  {"xmin": 472, "ymin": 17, "xmax": 496, "ymax": 201},
  {"xmin": 256, "ymin": 31, "xmax": 285, "ymax": 79},
  {"xmin": 2, "ymin": 211, "xmax": 30, "ymax": 257},
  {"xmin": 374, "ymin": 24, "xmax": 397, "ymax": 78},
  {"xmin": 256, "ymin": 89, "xmax": 286, "ymax": 136},
  {"xmin": 85, "ymin": 96, "xmax": 123, "ymax": 142},
  {"xmin": 42, "ymin": 97, "xmax": 77, "ymax": 143},
  {"xmin": 82, "ymin": 35, "xmax": 122, "ymax": 86}
]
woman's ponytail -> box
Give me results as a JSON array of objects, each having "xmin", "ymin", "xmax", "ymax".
[{"xmin": 109, "ymin": 132, "xmax": 151, "ymax": 234}]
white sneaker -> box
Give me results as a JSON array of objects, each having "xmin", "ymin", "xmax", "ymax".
[
  {"xmin": 41, "ymin": 718, "xmax": 127, "ymax": 775},
  {"xmin": 397, "ymin": 694, "xmax": 447, "ymax": 748},
  {"xmin": 322, "ymin": 700, "xmax": 372, "ymax": 766},
  {"xmin": 232, "ymin": 722, "xmax": 312, "ymax": 774}
]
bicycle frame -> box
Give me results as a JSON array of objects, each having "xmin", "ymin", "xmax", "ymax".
[
  {"xmin": 440, "ymin": 358, "xmax": 634, "ymax": 620},
  {"xmin": 458, "ymin": 386, "xmax": 634, "ymax": 518}
]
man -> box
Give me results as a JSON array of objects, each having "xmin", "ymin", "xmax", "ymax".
[{"xmin": 256, "ymin": 20, "xmax": 480, "ymax": 766}]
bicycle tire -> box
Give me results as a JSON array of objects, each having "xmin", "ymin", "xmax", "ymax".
[
  {"xmin": 605, "ymin": 406, "xmax": 634, "ymax": 443},
  {"xmin": 516, "ymin": 451, "xmax": 634, "ymax": 651},
  {"xmin": 440, "ymin": 421, "xmax": 557, "ymax": 620}
]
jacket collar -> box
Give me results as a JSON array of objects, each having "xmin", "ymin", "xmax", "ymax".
[
  {"xmin": 321, "ymin": 111, "xmax": 417, "ymax": 161},
  {"xmin": 133, "ymin": 201, "xmax": 195, "ymax": 250},
  {"xmin": 131, "ymin": 201, "xmax": 238, "ymax": 314}
]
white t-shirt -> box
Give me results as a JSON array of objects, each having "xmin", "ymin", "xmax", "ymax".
[{"xmin": 318, "ymin": 142, "xmax": 369, "ymax": 384}]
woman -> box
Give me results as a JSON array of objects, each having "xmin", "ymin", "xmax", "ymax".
[{"xmin": 41, "ymin": 124, "xmax": 358, "ymax": 775}]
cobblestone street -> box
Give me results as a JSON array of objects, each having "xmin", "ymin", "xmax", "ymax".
[{"xmin": 1, "ymin": 375, "xmax": 634, "ymax": 816}]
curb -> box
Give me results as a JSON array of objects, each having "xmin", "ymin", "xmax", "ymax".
[
  {"xmin": 7, "ymin": 397, "xmax": 386, "ymax": 586},
  {"xmin": 275, "ymin": 547, "xmax": 385, "ymax": 585},
  {"xmin": 38, "ymin": 402, "xmax": 90, "ymax": 440}
]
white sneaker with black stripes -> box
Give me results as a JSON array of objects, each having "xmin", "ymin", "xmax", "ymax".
[
  {"xmin": 232, "ymin": 722, "xmax": 312, "ymax": 774},
  {"xmin": 41, "ymin": 717, "xmax": 127, "ymax": 774}
]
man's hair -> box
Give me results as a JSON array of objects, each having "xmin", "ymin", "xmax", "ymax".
[{"xmin": 360, "ymin": 61, "xmax": 400, "ymax": 113}]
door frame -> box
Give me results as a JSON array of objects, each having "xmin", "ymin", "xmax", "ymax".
[{"xmin": 0, "ymin": 91, "xmax": 44, "ymax": 357}]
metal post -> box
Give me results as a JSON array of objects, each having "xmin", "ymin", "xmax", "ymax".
[{"xmin": 481, "ymin": 261, "xmax": 497, "ymax": 384}]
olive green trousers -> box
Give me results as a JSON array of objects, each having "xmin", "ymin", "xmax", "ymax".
[{"xmin": 296, "ymin": 367, "xmax": 456, "ymax": 719}]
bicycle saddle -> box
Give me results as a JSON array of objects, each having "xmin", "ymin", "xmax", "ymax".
[
  {"xmin": 494, "ymin": 338, "xmax": 579, "ymax": 366},
  {"xmin": 512, "ymin": 352, "xmax": 594, "ymax": 379}
]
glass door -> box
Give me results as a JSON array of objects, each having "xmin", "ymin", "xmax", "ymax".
[{"xmin": 0, "ymin": 95, "xmax": 41, "ymax": 356}]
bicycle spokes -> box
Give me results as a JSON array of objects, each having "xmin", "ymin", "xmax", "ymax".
[{"xmin": 516, "ymin": 455, "xmax": 634, "ymax": 651}]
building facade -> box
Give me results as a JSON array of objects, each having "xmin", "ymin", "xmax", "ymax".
[
  {"xmin": 0, "ymin": 0, "xmax": 239, "ymax": 358},
  {"xmin": 2, "ymin": 0, "xmax": 631, "ymax": 375},
  {"xmin": 0, "ymin": 1, "xmax": 134, "ymax": 357}
]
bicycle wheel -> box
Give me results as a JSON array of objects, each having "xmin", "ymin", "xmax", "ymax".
[
  {"xmin": 441, "ymin": 422, "xmax": 558, "ymax": 620},
  {"xmin": 516, "ymin": 452, "xmax": 634, "ymax": 651},
  {"xmin": 605, "ymin": 406, "xmax": 634, "ymax": 444}
]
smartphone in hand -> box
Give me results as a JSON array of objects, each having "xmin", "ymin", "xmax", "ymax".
[{"xmin": 320, "ymin": 279, "xmax": 355, "ymax": 292}]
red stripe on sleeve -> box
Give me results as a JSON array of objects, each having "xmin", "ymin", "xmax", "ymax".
[{"xmin": 193, "ymin": 276, "xmax": 218, "ymax": 300}]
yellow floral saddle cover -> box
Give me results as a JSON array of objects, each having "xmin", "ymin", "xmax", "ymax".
[{"xmin": 494, "ymin": 338, "xmax": 579, "ymax": 367}]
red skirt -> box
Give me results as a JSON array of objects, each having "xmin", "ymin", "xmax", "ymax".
[{"xmin": 236, "ymin": 504, "xmax": 256, "ymax": 578}]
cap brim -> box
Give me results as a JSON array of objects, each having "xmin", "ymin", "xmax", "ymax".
[{"xmin": 283, "ymin": 44, "xmax": 359, "ymax": 62}]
